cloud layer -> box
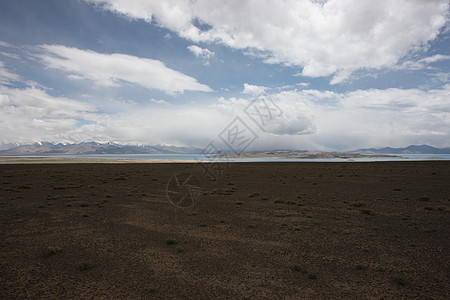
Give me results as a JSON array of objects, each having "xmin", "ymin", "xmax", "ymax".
[
  {"xmin": 0, "ymin": 85, "xmax": 97, "ymax": 144},
  {"xmin": 87, "ymin": 0, "xmax": 449, "ymax": 83},
  {"xmin": 2, "ymin": 81, "xmax": 448, "ymax": 150},
  {"xmin": 37, "ymin": 45, "xmax": 212, "ymax": 94}
]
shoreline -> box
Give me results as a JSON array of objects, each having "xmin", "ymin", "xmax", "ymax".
[
  {"xmin": 0, "ymin": 157, "xmax": 201, "ymax": 164},
  {"xmin": 0, "ymin": 156, "xmax": 448, "ymax": 164}
]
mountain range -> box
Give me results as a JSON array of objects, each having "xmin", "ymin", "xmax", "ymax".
[
  {"xmin": 0, "ymin": 142, "xmax": 203, "ymax": 155},
  {"xmin": 0, "ymin": 142, "xmax": 449, "ymax": 155},
  {"xmin": 352, "ymin": 144, "xmax": 450, "ymax": 154}
]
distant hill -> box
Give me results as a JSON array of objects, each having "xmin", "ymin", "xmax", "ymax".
[
  {"xmin": 352, "ymin": 145, "xmax": 450, "ymax": 154},
  {"xmin": 1, "ymin": 142, "xmax": 449, "ymax": 156},
  {"xmin": 0, "ymin": 142, "xmax": 203, "ymax": 155},
  {"xmin": 215, "ymin": 149, "xmax": 398, "ymax": 159}
]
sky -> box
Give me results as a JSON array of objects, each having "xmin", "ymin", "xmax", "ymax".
[{"xmin": 0, "ymin": 0, "xmax": 449, "ymax": 152}]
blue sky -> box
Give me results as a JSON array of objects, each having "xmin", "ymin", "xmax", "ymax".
[{"xmin": 0, "ymin": 0, "xmax": 449, "ymax": 151}]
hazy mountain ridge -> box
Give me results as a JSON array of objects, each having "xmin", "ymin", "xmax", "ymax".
[
  {"xmin": 215, "ymin": 150, "xmax": 397, "ymax": 159},
  {"xmin": 0, "ymin": 142, "xmax": 203, "ymax": 155},
  {"xmin": 0, "ymin": 142, "xmax": 449, "ymax": 155},
  {"xmin": 353, "ymin": 145, "xmax": 450, "ymax": 154}
]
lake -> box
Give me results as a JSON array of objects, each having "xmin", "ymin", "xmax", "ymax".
[{"xmin": 2, "ymin": 153, "xmax": 450, "ymax": 162}]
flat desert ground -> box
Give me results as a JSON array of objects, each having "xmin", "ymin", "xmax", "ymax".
[{"xmin": 0, "ymin": 162, "xmax": 449, "ymax": 299}]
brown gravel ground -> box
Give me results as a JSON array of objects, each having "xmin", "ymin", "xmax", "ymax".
[{"xmin": 0, "ymin": 162, "xmax": 449, "ymax": 299}]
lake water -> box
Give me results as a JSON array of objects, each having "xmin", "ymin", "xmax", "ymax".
[{"xmin": 2, "ymin": 153, "xmax": 450, "ymax": 162}]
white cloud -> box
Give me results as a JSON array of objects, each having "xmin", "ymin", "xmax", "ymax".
[
  {"xmin": 430, "ymin": 72, "xmax": 450, "ymax": 84},
  {"xmin": 0, "ymin": 51, "xmax": 21, "ymax": 60},
  {"xmin": 0, "ymin": 41, "xmax": 13, "ymax": 47},
  {"xmin": 0, "ymin": 61, "xmax": 21, "ymax": 84},
  {"xmin": 36, "ymin": 44, "xmax": 212, "ymax": 94},
  {"xmin": 307, "ymin": 86, "xmax": 450, "ymax": 150},
  {"xmin": 149, "ymin": 98, "xmax": 169, "ymax": 105},
  {"xmin": 1, "ymin": 82, "xmax": 449, "ymax": 150},
  {"xmin": 264, "ymin": 115, "xmax": 316, "ymax": 136},
  {"xmin": 242, "ymin": 83, "xmax": 268, "ymax": 95},
  {"xmin": 0, "ymin": 41, "xmax": 21, "ymax": 59},
  {"xmin": 397, "ymin": 54, "xmax": 450, "ymax": 70},
  {"xmin": 187, "ymin": 45, "xmax": 215, "ymax": 65},
  {"xmin": 0, "ymin": 94, "xmax": 9, "ymax": 107},
  {"xmin": 86, "ymin": 0, "xmax": 449, "ymax": 84},
  {"xmin": 420, "ymin": 54, "xmax": 450, "ymax": 64},
  {"xmin": 214, "ymin": 86, "xmax": 450, "ymax": 150},
  {"xmin": 216, "ymin": 93, "xmax": 316, "ymax": 136},
  {"xmin": 0, "ymin": 86, "xmax": 97, "ymax": 144},
  {"xmin": 206, "ymin": 85, "xmax": 450, "ymax": 150},
  {"xmin": 0, "ymin": 82, "xmax": 317, "ymax": 147},
  {"xmin": 256, "ymin": 106, "xmax": 316, "ymax": 136}
]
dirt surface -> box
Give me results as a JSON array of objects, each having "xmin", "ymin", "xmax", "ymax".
[{"xmin": 0, "ymin": 162, "xmax": 449, "ymax": 299}]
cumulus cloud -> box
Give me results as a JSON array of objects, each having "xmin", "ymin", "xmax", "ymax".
[
  {"xmin": 36, "ymin": 44, "xmax": 212, "ymax": 94},
  {"xmin": 218, "ymin": 91, "xmax": 317, "ymax": 136},
  {"xmin": 242, "ymin": 83, "xmax": 268, "ymax": 95},
  {"xmin": 187, "ymin": 45, "xmax": 214, "ymax": 59},
  {"xmin": 265, "ymin": 95, "xmax": 316, "ymax": 136},
  {"xmin": 257, "ymin": 113, "xmax": 316, "ymax": 136},
  {"xmin": 187, "ymin": 45, "xmax": 215, "ymax": 65},
  {"xmin": 86, "ymin": 0, "xmax": 449, "ymax": 84}
]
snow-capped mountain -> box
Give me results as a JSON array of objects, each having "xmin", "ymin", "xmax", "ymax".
[{"xmin": 0, "ymin": 142, "xmax": 203, "ymax": 155}]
